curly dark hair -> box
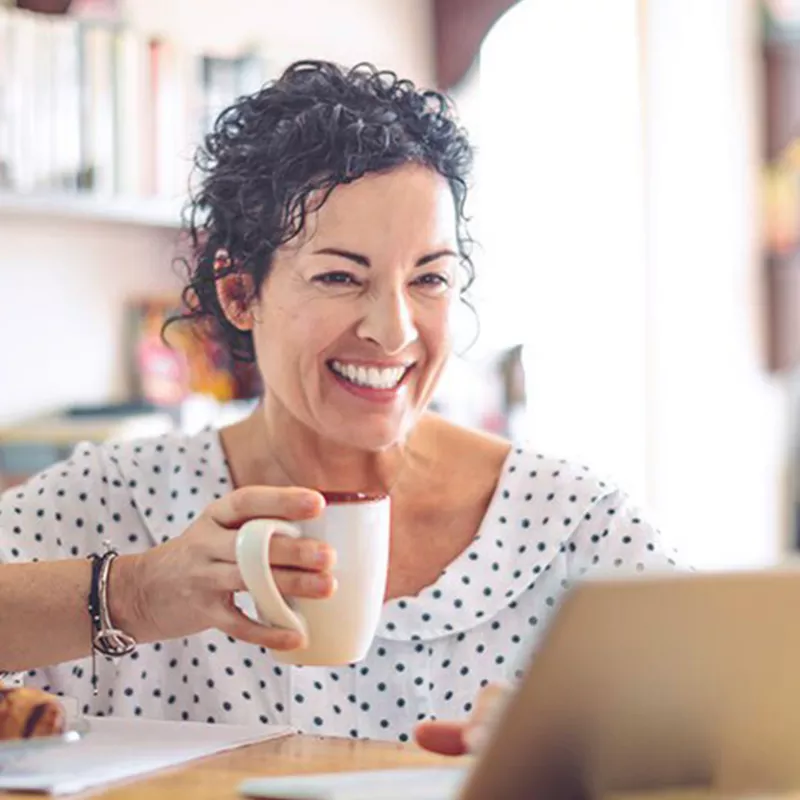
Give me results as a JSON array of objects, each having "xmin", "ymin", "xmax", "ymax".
[{"xmin": 174, "ymin": 59, "xmax": 475, "ymax": 363}]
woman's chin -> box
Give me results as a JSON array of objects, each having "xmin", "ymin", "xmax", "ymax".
[
  {"xmin": 328, "ymin": 427, "xmax": 403, "ymax": 453},
  {"xmin": 320, "ymin": 413, "xmax": 415, "ymax": 454}
]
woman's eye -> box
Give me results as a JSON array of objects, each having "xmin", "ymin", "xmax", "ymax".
[
  {"xmin": 312, "ymin": 272, "xmax": 360, "ymax": 286},
  {"xmin": 413, "ymin": 273, "xmax": 451, "ymax": 290}
]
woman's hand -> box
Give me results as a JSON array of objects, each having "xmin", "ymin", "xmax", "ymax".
[
  {"xmin": 110, "ymin": 486, "xmax": 336, "ymax": 649},
  {"xmin": 414, "ymin": 683, "xmax": 512, "ymax": 756}
]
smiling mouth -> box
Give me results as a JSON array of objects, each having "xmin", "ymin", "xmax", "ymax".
[{"xmin": 327, "ymin": 360, "xmax": 414, "ymax": 390}]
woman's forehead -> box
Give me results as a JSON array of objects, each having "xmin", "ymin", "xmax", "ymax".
[{"xmin": 303, "ymin": 166, "xmax": 457, "ymax": 247}]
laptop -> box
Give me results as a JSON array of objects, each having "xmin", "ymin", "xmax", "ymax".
[{"xmin": 240, "ymin": 567, "xmax": 800, "ymax": 800}]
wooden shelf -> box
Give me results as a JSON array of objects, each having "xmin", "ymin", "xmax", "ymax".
[{"xmin": 0, "ymin": 191, "xmax": 184, "ymax": 229}]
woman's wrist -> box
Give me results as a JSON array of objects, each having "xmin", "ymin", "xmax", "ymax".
[{"xmin": 105, "ymin": 553, "xmax": 152, "ymax": 644}]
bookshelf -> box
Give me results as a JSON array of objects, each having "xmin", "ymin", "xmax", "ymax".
[
  {"xmin": 0, "ymin": 190, "xmax": 183, "ymax": 228},
  {"xmin": 0, "ymin": 4, "xmax": 265, "ymax": 229},
  {"xmin": 0, "ymin": 0, "xmax": 433, "ymax": 427}
]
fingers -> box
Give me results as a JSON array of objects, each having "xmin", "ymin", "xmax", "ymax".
[
  {"xmin": 211, "ymin": 563, "xmax": 248, "ymax": 593},
  {"xmin": 414, "ymin": 683, "xmax": 513, "ymax": 757},
  {"xmin": 202, "ymin": 527, "xmax": 336, "ymax": 568},
  {"xmin": 209, "ymin": 486, "xmax": 325, "ymax": 529},
  {"xmin": 212, "ymin": 562, "xmax": 336, "ymax": 600},
  {"xmin": 273, "ymin": 566, "xmax": 337, "ymax": 600},
  {"xmin": 413, "ymin": 721, "xmax": 469, "ymax": 757},
  {"xmin": 213, "ymin": 600, "xmax": 306, "ymax": 651},
  {"xmin": 270, "ymin": 534, "xmax": 336, "ymax": 571},
  {"xmin": 471, "ymin": 682, "xmax": 510, "ymax": 726}
]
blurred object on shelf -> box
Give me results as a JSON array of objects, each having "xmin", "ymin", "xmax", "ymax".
[
  {"xmin": 0, "ymin": 4, "xmax": 265, "ymax": 200},
  {"xmin": 0, "ymin": 394, "xmax": 261, "ymax": 490},
  {"xmin": 15, "ymin": 1, "xmax": 72, "ymax": 13},
  {"xmin": 764, "ymin": 0, "xmax": 800, "ymax": 38},
  {"xmin": 431, "ymin": 345, "xmax": 527, "ymax": 439},
  {"xmin": 0, "ymin": 190, "xmax": 182, "ymax": 227},
  {"xmin": 762, "ymin": 1, "xmax": 800, "ymax": 372},
  {"xmin": 127, "ymin": 296, "xmax": 262, "ymax": 409},
  {"xmin": 499, "ymin": 344, "xmax": 528, "ymax": 442},
  {"xmin": 0, "ymin": 404, "xmax": 174, "ymax": 489},
  {"xmin": 65, "ymin": 0, "xmax": 116, "ymax": 19},
  {"xmin": 432, "ymin": 0, "xmax": 522, "ymax": 90},
  {"xmin": 765, "ymin": 252, "xmax": 800, "ymax": 372},
  {"xmin": 131, "ymin": 298, "xmax": 192, "ymax": 405},
  {"xmin": 791, "ymin": 371, "xmax": 800, "ymax": 549},
  {"xmin": 199, "ymin": 50, "xmax": 265, "ymax": 140}
]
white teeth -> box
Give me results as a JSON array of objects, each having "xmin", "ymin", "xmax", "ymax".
[{"xmin": 330, "ymin": 360, "xmax": 408, "ymax": 390}]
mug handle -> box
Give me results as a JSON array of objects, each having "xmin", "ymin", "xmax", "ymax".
[{"xmin": 236, "ymin": 519, "xmax": 308, "ymax": 640}]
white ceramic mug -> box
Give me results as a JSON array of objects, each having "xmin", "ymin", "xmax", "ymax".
[{"xmin": 236, "ymin": 492, "xmax": 391, "ymax": 666}]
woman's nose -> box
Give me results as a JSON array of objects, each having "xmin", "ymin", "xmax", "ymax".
[{"xmin": 355, "ymin": 288, "xmax": 419, "ymax": 355}]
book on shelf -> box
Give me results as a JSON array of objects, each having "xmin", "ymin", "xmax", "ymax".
[
  {"xmin": 127, "ymin": 296, "xmax": 262, "ymax": 408},
  {"xmin": 0, "ymin": 5, "xmax": 267, "ymax": 203},
  {"xmin": 0, "ymin": 291, "xmax": 265, "ymax": 489}
]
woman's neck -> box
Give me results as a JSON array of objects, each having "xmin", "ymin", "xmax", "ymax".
[{"xmin": 220, "ymin": 398, "xmax": 422, "ymax": 495}]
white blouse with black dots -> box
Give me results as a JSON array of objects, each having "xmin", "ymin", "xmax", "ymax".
[{"xmin": 0, "ymin": 428, "xmax": 681, "ymax": 742}]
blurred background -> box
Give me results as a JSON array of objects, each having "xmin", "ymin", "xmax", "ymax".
[{"xmin": 0, "ymin": 0, "xmax": 797, "ymax": 571}]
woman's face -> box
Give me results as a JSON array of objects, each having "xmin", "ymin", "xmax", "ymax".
[{"xmin": 251, "ymin": 164, "xmax": 460, "ymax": 452}]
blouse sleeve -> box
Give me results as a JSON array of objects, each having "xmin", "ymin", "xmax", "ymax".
[{"xmin": 0, "ymin": 441, "xmax": 140, "ymax": 684}]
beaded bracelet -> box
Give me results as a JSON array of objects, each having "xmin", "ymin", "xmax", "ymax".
[{"xmin": 87, "ymin": 542, "xmax": 137, "ymax": 696}]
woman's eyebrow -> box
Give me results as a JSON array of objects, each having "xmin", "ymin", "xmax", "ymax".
[
  {"xmin": 416, "ymin": 249, "xmax": 458, "ymax": 267},
  {"xmin": 311, "ymin": 247, "xmax": 457, "ymax": 267},
  {"xmin": 312, "ymin": 247, "xmax": 371, "ymax": 267}
]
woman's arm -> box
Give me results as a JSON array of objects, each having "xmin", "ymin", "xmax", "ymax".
[
  {"xmin": 0, "ymin": 556, "xmax": 140, "ymax": 673},
  {"xmin": 0, "ymin": 442, "xmax": 334, "ymax": 676},
  {"xmin": 0, "ymin": 443, "xmax": 137, "ymax": 676}
]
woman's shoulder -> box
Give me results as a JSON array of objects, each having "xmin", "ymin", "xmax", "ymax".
[
  {"xmin": 82, "ymin": 425, "xmax": 233, "ymax": 528},
  {"xmin": 103, "ymin": 427, "xmax": 227, "ymax": 478},
  {"xmin": 0, "ymin": 427, "xmax": 230, "ymax": 563},
  {"xmin": 418, "ymin": 416, "xmax": 665, "ymax": 567},
  {"xmin": 416, "ymin": 414, "xmax": 511, "ymax": 482},
  {"xmin": 382, "ymin": 419, "xmax": 682, "ymax": 644},
  {"xmin": 491, "ymin": 445, "xmax": 621, "ymax": 514},
  {"xmin": 419, "ymin": 415, "xmax": 619, "ymax": 504},
  {"xmin": 483, "ymin": 444, "xmax": 683, "ymax": 578}
]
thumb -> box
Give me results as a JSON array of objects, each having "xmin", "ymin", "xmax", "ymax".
[{"xmin": 413, "ymin": 720, "xmax": 469, "ymax": 756}]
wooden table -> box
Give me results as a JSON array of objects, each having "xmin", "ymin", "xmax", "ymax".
[
  {"xmin": 0, "ymin": 735, "xmax": 751, "ymax": 800},
  {"xmin": 1, "ymin": 734, "xmax": 466, "ymax": 800}
]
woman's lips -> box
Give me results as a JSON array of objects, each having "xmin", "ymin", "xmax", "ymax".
[{"xmin": 326, "ymin": 361, "xmax": 414, "ymax": 403}]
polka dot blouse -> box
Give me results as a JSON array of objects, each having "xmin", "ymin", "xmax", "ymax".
[{"xmin": 0, "ymin": 428, "xmax": 681, "ymax": 742}]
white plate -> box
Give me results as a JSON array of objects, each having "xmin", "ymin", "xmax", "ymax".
[{"xmin": 0, "ymin": 717, "xmax": 90, "ymax": 770}]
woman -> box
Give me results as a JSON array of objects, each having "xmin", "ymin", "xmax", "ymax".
[{"xmin": 0, "ymin": 60, "xmax": 679, "ymax": 749}]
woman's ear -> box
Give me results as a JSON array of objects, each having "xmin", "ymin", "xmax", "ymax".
[{"xmin": 213, "ymin": 248, "xmax": 255, "ymax": 331}]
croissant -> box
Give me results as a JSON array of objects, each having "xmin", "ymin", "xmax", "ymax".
[{"xmin": 0, "ymin": 685, "xmax": 67, "ymax": 740}]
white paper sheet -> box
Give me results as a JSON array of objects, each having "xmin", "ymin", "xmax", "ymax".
[
  {"xmin": 238, "ymin": 768, "xmax": 469, "ymax": 800},
  {"xmin": 0, "ymin": 716, "xmax": 294, "ymax": 795}
]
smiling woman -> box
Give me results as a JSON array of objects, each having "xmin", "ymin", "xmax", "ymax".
[
  {"xmin": 0, "ymin": 59, "xmax": 682, "ymax": 752},
  {"xmin": 232, "ymin": 165, "xmax": 462, "ymax": 458}
]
